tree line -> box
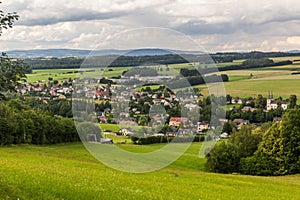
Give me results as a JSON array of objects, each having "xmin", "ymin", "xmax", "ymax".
[
  {"xmin": 180, "ymin": 59, "xmax": 292, "ymax": 77},
  {"xmin": 0, "ymin": 99, "xmax": 79, "ymax": 145},
  {"xmin": 22, "ymin": 52, "xmax": 299, "ymax": 70},
  {"xmin": 169, "ymin": 74, "xmax": 229, "ymax": 88}
]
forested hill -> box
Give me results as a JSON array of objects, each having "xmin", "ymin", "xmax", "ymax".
[{"xmin": 20, "ymin": 51, "xmax": 300, "ymax": 69}]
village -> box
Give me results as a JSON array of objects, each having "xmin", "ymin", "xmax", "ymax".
[{"xmin": 15, "ymin": 76, "xmax": 296, "ymax": 140}]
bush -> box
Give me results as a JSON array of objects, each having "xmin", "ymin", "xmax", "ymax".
[
  {"xmin": 239, "ymin": 154, "xmax": 280, "ymax": 176},
  {"xmin": 206, "ymin": 142, "xmax": 240, "ymax": 173}
]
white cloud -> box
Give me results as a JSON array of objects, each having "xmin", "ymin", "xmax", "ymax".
[
  {"xmin": 287, "ymin": 36, "xmax": 300, "ymax": 45},
  {"xmin": 1, "ymin": 0, "xmax": 300, "ymax": 51}
]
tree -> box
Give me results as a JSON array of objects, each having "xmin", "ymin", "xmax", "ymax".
[
  {"xmin": 206, "ymin": 124, "xmax": 262, "ymax": 174},
  {"xmin": 242, "ymin": 109, "xmax": 300, "ymax": 175},
  {"xmin": 0, "ymin": 3, "xmax": 28, "ymax": 99},
  {"xmin": 0, "ymin": 53, "xmax": 29, "ymax": 99},
  {"xmin": 0, "ymin": 1, "xmax": 19, "ymax": 36},
  {"xmin": 222, "ymin": 121, "xmax": 234, "ymax": 134},
  {"xmin": 288, "ymin": 94, "xmax": 297, "ymax": 109},
  {"xmin": 231, "ymin": 125, "xmax": 262, "ymax": 158},
  {"xmin": 254, "ymin": 94, "xmax": 266, "ymax": 109},
  {"xmin": 206, "ymin": 141, "xmax": 240, "ymax": 173}
]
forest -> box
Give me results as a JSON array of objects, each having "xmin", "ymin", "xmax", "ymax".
[{"xmin": 23, "ymin": 52, "xmax": 299, "ymax": 69}]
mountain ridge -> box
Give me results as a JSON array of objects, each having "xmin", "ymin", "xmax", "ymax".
[{"xmin": 4, "ymin": 48, "xmax": 206, "ymax": 58}]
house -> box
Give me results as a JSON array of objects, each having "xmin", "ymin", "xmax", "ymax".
[
  {"xmin": 281, "ymin": 100, "xmax": 288, "ymax": 110},
  {"xmin": 241, "ymin": 106, "xmax": 257, "ymax": 112},
  {"xmin": 231, "ymin": 97, "xmax": 243, "ymax": 104},
  {"xmin": 58, "ymin": 94, "xmax": 66, "ymax": 99},
  {"xmin": 169, "ymin": 117, "xmax": 188, "ymax": 127},
  {"xmin": 100, "ymin": 138, "xmax": 113, "ymax": 144},
  {"xmin": 233, "ymin": 119, "xmax": 250, "ymax": 130},
  {"xmin": 152, "ymin": 114, "xmax": 165, "ymax": 123},
  {"xmin": 267, "ymin": 99, "xmax": 288, "ymax": 111},
  {"xmin": 98, "ymin": 115, "xmax": 107, "ymax": 123},
  {"xmin": 266, "ymin": 92, "xmax": 288, "ymax": 111},
  {"xmin": 185, "ymin": 103, "xmax": 199, "ymax": 110},
  {"xmin": 197, "ymin": 122, "xmax": 209, "ymax": 132},
  {"xmin": 220, "ymin": 132, "xmax": 229, "ymax": 139},
  {"xmin": 153, "ymin": 99, "xmax": 161, "ymax": 104},
  {"xmin": 219, "ymin": 118, "xmax": 228, "ymax": 126},
  {"xmin": 273, "ymin": 117, "xmax": 282, "ymax": 122},
  {"xmin": 119, "ymin": 120, "xmax": 138, "ymax": 126},
  {"xmin": 119, "ymin": 128, "xmax": 133, "ymax": 136}
]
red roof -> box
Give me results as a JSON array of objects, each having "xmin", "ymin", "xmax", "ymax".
[{"xmin": 169, "ymin": 117, "xmax": 187, "ymax": 123}]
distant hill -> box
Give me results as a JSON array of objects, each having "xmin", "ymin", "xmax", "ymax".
[
  {"xmin": 4, "ymin": 48, "xmax": 205, "ymax": 58},
  {"xmin": 287, "ymin": 50, "xmax": 300, "ymax": 54}
]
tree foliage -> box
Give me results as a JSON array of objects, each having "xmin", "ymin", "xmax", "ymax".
[
  {"xmin": 0, "ymin": 2, "xmax": 29, "ymax": 99},
  {"xmin": 0, "ymin": 53, "xmax": 29, "ymax": 99},
  {"xmin": 0, "ymin": 1, "xmax": 19, "ymax": 36},
  {"xmin": 206, "ymin": 125, "xmax": 262, "ymax": 174},
  {"xmin": 206, "ymin": 141, "xmax": 241, "ymax": 173},
  {"xmin": 208, "ymin": 109, "xmax": 300, "ymax": 176},
  {"xmin": 0, "ymin": 99, "xmax": 79, "ymax": 145}
]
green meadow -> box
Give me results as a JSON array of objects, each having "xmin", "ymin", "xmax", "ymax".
[
  {"xmin": 0, "ymin": 143, "xmax": 299, "ymax": 199},
  {"xmin": 26, "ymin": 69, "xmax": 78, "ymax": 83},
  {"xmin": 199, "ymin": 65, "xmax": 300, "ymax": 98}
]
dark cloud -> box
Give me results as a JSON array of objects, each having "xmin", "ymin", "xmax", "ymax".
[
  {"xmin": 16, "ymin": 9, "xmax": 126, "ymax": 26},
  {"xmin": 174, "ymin": 20, "xmax": 237, "ymax": 35}
]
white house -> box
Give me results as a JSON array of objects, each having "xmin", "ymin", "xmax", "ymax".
[{"xmin": 267, "ymin": 99, "xmax": 288, "ymax": 111}]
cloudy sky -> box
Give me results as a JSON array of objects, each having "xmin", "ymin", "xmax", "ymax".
[{"xmin": 1, "ymin": 0, "xmax": 300, "ymax": 52}]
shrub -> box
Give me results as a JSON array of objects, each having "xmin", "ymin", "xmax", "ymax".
[{"xmin": 206, "ymin": 142, "xmax": 240, "ymax": 173}]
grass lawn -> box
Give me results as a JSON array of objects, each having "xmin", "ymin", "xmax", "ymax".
[
  {"xmin": 0, "ymin": 143, "xmax": 299, "ymax": 199},
  {"xmin": 105, "ymin": 134, "xmax": 132, "ymax": 144}
]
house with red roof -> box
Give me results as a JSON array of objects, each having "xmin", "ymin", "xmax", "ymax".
[{"xmin": 169, "ymin": 117, "xmax": 187, "ymax": 127}]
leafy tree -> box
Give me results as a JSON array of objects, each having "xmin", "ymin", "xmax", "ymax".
[
  {"xmin": 206, "ymin": 125, "xmax": 262, "ymax": 174},
  {"xmin": 231, "ymin": 125, "xmax": 262, "ymax": 158},
  {"xmin": 242, "ymin": 109, "xmax": 300, "ymax": 175},
  {"xmin": 254, "ymin": 94, "xmax": 266, "ymax": 109},
  {"xmin": 206, "ymin": 141, "xmax": 240, "ymax": 173},
  {"xmin": 0, "ymin": 1, "xmax": 19, "ymax": 36},
  {"xmin": 0, "ymin": 53, "xmax": 29, "ymax": 99},
  {"xmin": 222, "ymin": 121, "xmax": 234, "ymax": 134},
  {"xmin": 288, "ymin": 94, "xmax": 297, "ymax": 109},
  {"xmin": 0, "ymin": 3, "xmax": 28, "ymax": 100}
]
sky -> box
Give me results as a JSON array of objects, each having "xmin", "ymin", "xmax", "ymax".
[{"xmin": 1, "ymin": 0, "xmax": 300, "ymax": 52}]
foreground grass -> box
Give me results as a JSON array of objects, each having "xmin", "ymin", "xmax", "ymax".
[{"xmin": 0, "ymin": 143, "xmax": 299, "ymax": 200}]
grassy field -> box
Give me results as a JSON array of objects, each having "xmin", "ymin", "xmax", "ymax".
[
  {"xmin": 27, "ymin": 69, "xmax": 78, "ymax": 83},
  {"xmin": 0, "ymin": 143, "xmax": 299, "ymax": 199},
  {"xmin": 26, "ymin": 67, "xmax": 131, "ymax": 83},
  {"xmin": 198, "ymin": 78, "xmax": 300, "ymax": 98},
  {"xmin": 194, "ymin": 61, "xmax": 300, "ymax": 98}
]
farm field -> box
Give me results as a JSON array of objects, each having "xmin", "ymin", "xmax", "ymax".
[
  {"xmin": 25, "ymin": 56, "xmax": 300, "ymax": 98},
  {"xmin": 0, "ymin": 143, "xmax": 299, "ymax": 199},
  {"xmin": 195, "ymin": 60, "xmax": 300, "ymax": 98},
  {"xmin": 27, "ymin": 69, "xmax": 78, "ymax": 83},
  {"xmin": 26, "ymin": 67, "xmax": 131, "ymax": 83},
  {"xmin": 199, "ymin": 78, "xmax": 300, "ymax": 98}
]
